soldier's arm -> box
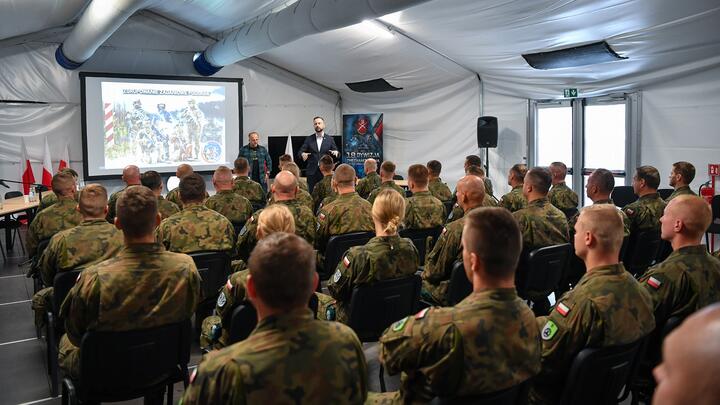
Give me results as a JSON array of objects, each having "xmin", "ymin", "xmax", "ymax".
[
  {"xmin": 181, "ymin": 358, "xmax": 247, "ymax": 405},
  {"xmin": 185, "ymin": 259, "xmax": 203, "ymax": 313},
  {"xmin": 235, "ymin": 216, "xmax": 258, "ymax": 261},
  {"xmin": 315, "ymin": 208, "xmax": 331, "ymax": 251},
  {"xmin": 638, "ymin": 266, "xmax": 685, "ymax": 325},
  {"xmin": 327, "ymin": 250, "xmax": 357, "ymax": 303},
  {"xmin": 26, "ymin": 217, "xmax": 40, "ymax": 257},
  {"xmin": 39, "ymin": 236, "xmax": 61, "ymax": 286},
  {"xmin": 62, "ymin": 270, "xmax": 101, "ymax": 347},
  {"xmin": 422, "ymin": 228, "xmax": 458, "ymax": 284},
  {"xmin": 155, "ymin": 222, "xmax": 171, "ymax": 251}
]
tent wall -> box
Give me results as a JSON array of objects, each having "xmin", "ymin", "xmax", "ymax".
[{"xmin": 0, "ymin": 14, "xmax": 340, "ymax": 194}]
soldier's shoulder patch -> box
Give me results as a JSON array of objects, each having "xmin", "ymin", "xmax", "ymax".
[
  {"xmin": 239, "ymin": 225, "xmax": 248, "ymax": 237},
  {"xmin": 248, "ymin": 215, "xmax": 254, "ymax": 223},
  {"xmin": 441, "ymin": 227, "xmax": 447, "ymax": 235},
  {"xmin": 189, "ymin": 368, "xmax": 198, "ymax": 384},
  {"xmin": 217, "ymin": 292, "xmax": 227, "ymax": 308},
  {"xmin": 647, "ymin": 276, "xmax": 662, "ymax": 289},
  {"xmin": 225, "ymin": 279, "xmax": 233, "ymax": 291},
  {"xmin": 343, "ymin": 256, "xmax": 351, "ymax": 268},
  {"xmin": 415, "ymin": 307, "xmax": 431, "ymax": 320},
  {"xmin": 76, "ymin": 273, "xmax": 82, "ymax": 283},
  {"xmin": 624, "ymin": 208, "xmax": 635, "ymax": 217},
  {"xmin": 555, "ymin": 302, "xmax": 571, "ymax": 317},
  {"xmin": 541, "ymin": 320, "xmax": 558, "ymax": 341},
  {"xmin": 392, "ymin": 316, "xmax": 409, "ymax": 332},
  {"xmin": 332, "ymin": 269, "xmax": 342, "ymax": 283},
  {"xmin": 319, "ymin": 212, "xmax": 326, "ymax": 221}
]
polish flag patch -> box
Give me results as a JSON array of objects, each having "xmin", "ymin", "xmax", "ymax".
[
  {"xmin": 226, "ymin": 279, "xmax": 233, "ymax": 291},
  {"xmin": 190, "ymin": 368, "xmax": 197, "ymax": 384},
  {"xmin": 319, "ymin": 213, "xmax": 326, "ymax": 221},
  {"xmin": 415, "ymin": 307, "xmax": 430, "ymax": 319},
  {"xmin": 343, "ymin": 256, "xmax": 351, "ymax": 268},
  {"xmin": 556, "ymin": 302, "xmax": 570, "ymax": 317},
  {"xmin": 647, "ymin": 276, "xmax": 662, "ymax": 289}
]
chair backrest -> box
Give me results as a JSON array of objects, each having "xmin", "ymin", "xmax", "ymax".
[
  {"xmin": 323, "ymin": 231, "xmax": 374, "ymax": 279},
  {"xmin": 52, "ymin": 269, "xmax": 82, "ymax": 315},
  {"xmin": 31, "ymin": 238, "xmax": 53, "ymax": 271},
  {"xmin": 347, "ymin": 274, "xmax": 421, "ymax": 342},
  {"xmin": 517, "ymin": 244, "xmax": 571, "ymax": 298},
  {"xmin": 188, "ymin": 251, "xmax": 231, "ymax": 302},
  {"xmin": 447, "ymin": 261, "xmax": 472, "ymax": 306},
  {"xmin": 623, "ymin": 230, "xmax": 662, "ymax": 275},
  {"xmin": 430, "ymin": 380, "xmax": 530, "ymax": 405},
  {"xmin": 78, "ymin": 320, "xmax": 191, "ymax": 402},
  {"xmin": 657, "ymin": 188, "xmax": 674, "ymax": 200},
  {"xmin": 611, "ymin": 186, "xmax": 637, "ymax": 208},
  {"xmin": 558, "ymin": 340, "xmax": 641, "ymax": 405},
  {"xmin": 399, "ymin": 226, "xmax": 442, "ymax": 264},
  {"xmin": 4, "ymin": 191, "xmax": 22, "ymax": 199},
  {"xmin": 228, "ymin": 295, "xmax": 321, "ymax": 344}
]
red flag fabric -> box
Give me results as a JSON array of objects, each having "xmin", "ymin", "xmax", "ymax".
[
  {"xmin": 20, "ymin": 138, "xmax": 35, "ymax": 194},
  {"xmin": 41, "ymin": 137, "xmax": 53, "ymax": 188},
  {"xmin": 58, "ymin": 142, "xmax": 70, "ymax": 171}
]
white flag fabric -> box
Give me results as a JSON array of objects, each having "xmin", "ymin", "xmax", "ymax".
[
  {"xmin": 284, "ymin": 135, "xmax": 294, "ymax": 161},
  {"xmin": 41, "ymin": 136, "xmax": 53, "ymax": 188}
]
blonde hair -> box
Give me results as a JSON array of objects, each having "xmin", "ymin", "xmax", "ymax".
[
  {"xmin": 577, "ymin": 204, "xmax": 624, "ymax": 253},
  {"xmin": 372, "ymin": 189, "xmax": 405, "ymax": 234},
  {"xmin": 257, "ymin": 204, "xmax": 296, "ymax": 239}
]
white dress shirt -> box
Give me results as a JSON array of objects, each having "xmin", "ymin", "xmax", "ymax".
[{"xmin": 315, "ymin": 132, "xmax": 324, "ymax": 151}]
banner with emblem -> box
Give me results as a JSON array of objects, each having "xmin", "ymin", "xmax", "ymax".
[{"xmin": 342, "ymin": 113, "xmax": 383, "ymax": 177}]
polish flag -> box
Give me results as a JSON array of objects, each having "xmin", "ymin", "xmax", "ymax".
[
  {"xmin": 58, "ymin": 142, "xmax": 70, "ymax": 171},
  {"xmin": 20, "ymin": 138, "xmax": 35, "ymax": 195},
  {"xmin": 284, "ymin": 135, "xmax": 294, "ymax": 161},
  {"xmin": 41, "ymin": 137, "xmax": 53, "ymax": 189}
]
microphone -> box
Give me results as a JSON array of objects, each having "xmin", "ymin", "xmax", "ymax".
[{"xmin": 0, "ymin": 179, "xmax": 9, "ymax": 188}]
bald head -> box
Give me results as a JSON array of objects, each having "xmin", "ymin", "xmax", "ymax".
[
  {"xmin": 122, "ymin": 165, "xmax": 141, "ymax": 185},
  {"xmin": 212, "ymin": 166, "xmax": 233, "ymax": 191},
  {"xmin": 176, "ymin": 164, "xmax": 193, "ymax": 179},
  {"xmin": 654, "ymin": 303, "xmax": 720, "ymax": 405},
  {"xmin": 333, "ymin": 164, "xmax": 356, "ymax": 192},
  {"xmin": 661, "ymin": 195, "xmax": 712, "ymax": 243},
  {"xmin": 574, "ymin": 204, "xmax": 624, "ymax": 260},
  {"xmin": 587, "ymin": 168, "xmax": 615, "ymax": 201},
  {"xmin": 456, "ymin": 175, "xmax": 486, "ymax": 211},
  {"xmin": 272, "ymin": 171, "xmax": 298, "ymax": 200},
  {"xmin": 364, "ymin": 158, "xmax": 377, "ymax": 173}
]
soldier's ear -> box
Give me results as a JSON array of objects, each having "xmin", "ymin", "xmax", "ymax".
[
  {"xmin": 114, "ymin": 216, "xmax": 122, "ymax": 231},
  {"xmin": 246, "ymin": 274, "xmax": 258, "ymax": 301},
  {"xmin": 103, "ymin": 205, "xmax": 109, "ymax": 216},
  {"xmin": 312, "ymin": 271, "xmax": 319, "ymax": 293},
  {"xmin": 154, "ymin": 212, "xmax": 161, "ymax": 227}
]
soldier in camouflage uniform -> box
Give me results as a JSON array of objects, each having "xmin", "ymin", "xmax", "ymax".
[
  {"xmin": 464, "ymin": 155, "xmax": 494, "ymax": 196},
  {"xmin": 422, "ymin": 175, "xmax": 486, "ymax": 305},
  {"xmin": 328, "ymin": 189, "xmax": 419, "ymax": 323},
  {"xmin": 368, "ymin": 160, "xmax": 406, "ymax": 204},
  {"xmin": 548, "ymin": 161, "xmax": 579, "ymax": 212},
  {"xmin": 182, "ymin": 233, "xmax": 367, "ymax": 405},
  {"xmin": 27, "ymin": 172, "xmax": 82, "ymax": 258},
  {"xmin": 530, "ymin": 205, "xmax": 655, "ymax": 405},
  {"xmin": 404, "ymin": 164, "xmax": 446, "ymax": 229},
  {"xmin": 31, "ymin": 184, "xmax": 124, "ymax": 329},
  {"xmin": 368, "ymin": 207, "xmax": 541, "ymax": 404},
  {"xmin": 37, "ymin": 168, "xmax": 79, "ymax": 213},
  {"xmin": 316, "ymin": 164, "xmax": 374, "ymax": 255},
  {"xmin": 204, "ymin": 166, "xmax": 252, "ymax": 225},
  {"xmin": 166, "ymin": 164, "xmax": 210, "ymax": 209},
  {"xmin": 58, "ymin": 186, "xmax": 201, "ymax": 379},
  {"xmin": 271, "ymin": 161, "xmax": 314, "ymax": 212},
  {"xmin": 236, "ymin": 171, "xmax": 316, "ymax": 260},
  {"xmin": 426, "ymin": 160, "xmax": 453, "ymax": 202},
  {"xmin": 512, "ymin": 167, "xmax": 569, "ymax": 253},
  {"xmin": 311, "ymin": 155, "xmax": 336, "ymax": 211},
  {"xmin": 570, "ymin": 168, "xmax": 631, "ymax": 238},
  {"xmin": 623, "ymin": 166, "xmax": 667, "ymax": 234},
  {"xmin": 232, "ymin": 157, "xmax": 266, "ymax": 209},
  {"xmin": 447, "ymin": 165, "xmax": 498, "ymax": 223},
  {"xmin": 140, "ymin": 170, "xmax": 179, "ymax": 220},
  {"xmin": 156, "ymin": 173, "xmax": 235, "ymax": 255},
  {"xmin": 277, "ymin": 154, "xmax": 309, "ymax": 192},
  {"xmin": 666, "ymin": 161, "xmax": 697, "ymax": 202},
  {"xmin": 357, "ymin": 158, "xmax": 382, "ymax": 199},
  {"xmin": 106, "ymin": 165, "xmax": 142, "ymax": 223},
  {"xmin": 500, "ymin": 163, "xmax": 528, "ymax": 212}
]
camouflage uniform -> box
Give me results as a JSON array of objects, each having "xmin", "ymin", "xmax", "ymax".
[
  {"xmin": 31, "ymin": 219, "xmax": 124, "ymax": 328},
  {"xmin": 315, "ymin": 192, "xmax": 373, "ymax": 253},
  {"xmin": 298, "ymin": 178, "xmax": 309, "ymax": 193},
  {"xmin": 37, "ymin": 191, "xmax": 79, "ymax": 213},
  {"xmin": 530, "ymin": 263, "xmax": 655, "ymax": 405},
  {"xmin": 512, "ymin": 198, "xmax": 569, "ymax": 253},
  {"xmin": 665, "ymin": 185, "xmax": 696, "ymax": 202},
  {"xmin": 548, "ymin": 182, "xmax": 579, "ymax": 211},
  {"xmin": 404, "ymin": 191, "xmax": 446, "ymax": 230},
  {"xmin": 428, "ymin": 178, "xmax": 452, "ymax": 202},
  {"xmin": 236, "ymin": 199, "xmax": 316, "ymax": 260},
  {"xmin": 27, "ymin": 198, "xmax": 82, "ymax": 257},
  {"xmin": 157, "ymin": 195, "xmax": 180, "ymax": 220},
  {"xmin": 166, "ymin": 187, "xmax": 210, "ymax": 210},
  {"xmin": 422, "ymin": 216, "xmax": 466, "ymax": 305},
  {"xmin": 156, "ymin": 203, "xmax": 235, "ymax": 255},
  {"xmin": 232, "ymin": 176, "xmax": 265, "ymax": 209},
  {"xmin": 204, "ymin": 190, "xmax": 253, "ymax": 225},
  {"xmin": 106, "ymin": 186, "xmax": 127, "ymax": 223},
  {"xmin": 484, "ymin": 178, "xmax": 494, "ymax": 198},
  {"xmin": 58, "ymin": 243, "xmax": 201, "ymax": 379},
  {"xmin": 569, "ymin": 199, "xmax": 631, "ymax": 238},
  {"xmin": 447, "ymin": 195, "xmax": 497, "ymax": 224},
  {"xmin": 368, "ymin": 181, "xmax": 406, "ymax": 205},
  {"xmin": 311, "ymin": 174, "xmax": 335, "ymax": 210},
  {"xmin": 327, "ymin": 236, "xmax": 419, "ymax": 323},
  {"xmin": 623, "ymin": 193, "xmax": 666, "ymax": 234},
  {"xmin": 499, "ymin": 185, "xmax": 527, "ymax": 212},
  {"xmin": 268, "ymin": 188, "xmax": 314, "ymax": 212},
  {"xmin": 368, "ymin": 289, "xmax": 541, "ymax": 404},
  {"xmin": 183, "ymin": 308, "xmax": 368, "ymax": 405},
  {"xmin": 357, "ymin": 172, "xmax": 382, "ymax": 199}
]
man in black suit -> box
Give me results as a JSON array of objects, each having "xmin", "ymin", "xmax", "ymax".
[{"xmin": 298, "ymin": 116, "xmax": 339, "ymax": 192}]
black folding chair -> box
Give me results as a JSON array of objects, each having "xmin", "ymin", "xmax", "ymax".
[
  {"xmin": 29, "ymin": 238, "xmax": 52, "ymax": 295},
  {"xmin": 442, "ymin": 200, "xmax": 454, "ymax": 218},
  {"xmin": 228, "ymin": 294, "xmax": 320, "ymax": 344},
  {"xmin": 322, "ymin": 231, "xmax": 374, "ymax": 279},
  {"xmin": 1, "ymin": 192, "xmax": 27, "ymax": 255},
  {"xmin": 516, "ymin": 244, "xmax": 571, "ymax": 316},
  {"xmin": 558, "ymin": 340, "xmax": 643, "ymax": 405},
  {"xmin": 46, "ymin": 269, "xmax": 81, "ymax": 397},
  {"xmin": 61, "ymin": 319, "xmax": 192, "ymax": 405},
  {"xmin": 399, "ymin": 226, "xmax": 442, "ymax": 264},
  {"xmin": 705, "ymin": 195, "xmax": 720, "ymax": 247},
  {"xmin": 657, "ymin": 188, "xmax": 674, "ymax": 200},
  {"xmin": 189, "ymin": 251, "xmax": 231, "ymax": 329},
  {"xmin": 611, "ymin": 186, "xmax": 637, "ymax": 208},
  {"xmin": 430, "ymin": 380, "xmax": 530, "ymax": 405},
  {"xmin": 447, "ymin": 261, "xmax": 472, "ymax": 306},
  {"xmin": 623, "ymin": 230, "xmax": 662, "ymax": 276}
]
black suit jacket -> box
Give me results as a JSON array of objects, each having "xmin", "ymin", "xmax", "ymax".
[{"xmin": 297, "ymin": 133, "xmax": 338, "ymax": 176}]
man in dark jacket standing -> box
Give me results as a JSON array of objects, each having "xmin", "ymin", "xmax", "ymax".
[
  {"xmin": 298, "ymin": 116, "xmax": 339, "ymax": 192},
  {"xmin": 237, "ymin": 131, "xmax": 272, "ymax": 192}
]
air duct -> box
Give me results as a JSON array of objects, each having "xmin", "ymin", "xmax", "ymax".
[
  {"xmin": 55, "ymin": 0, "xmax": 149, "ymax": 69},
  {"xmin": 0, "ymin": 0, "xmax": 88, "ymax": 42},
  {"xmin": 193, "ymin": 0, "xmax": 432, "ymax": 76}
]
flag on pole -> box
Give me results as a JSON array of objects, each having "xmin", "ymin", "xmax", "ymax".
[
  {"xmin": 41, "ymin": 137, "xmax": 53, "ymax": 188},
  {"xmin": 20, "ymin": 138, "xmax": 35, "ymax": 195},
  {"xmin": 58, "ymin": 142, "xmax": 70, "ymax": 171},
  {"xmin": 284, "ymin": 135, "xmax": 294, "ymax": 161},
  {"xmin": 104, "ymin": 103, "xmax": 115, "ymax": 148}
]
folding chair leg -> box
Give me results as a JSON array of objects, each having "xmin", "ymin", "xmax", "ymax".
[
  {"xmin": 16, "ymin": 228, "xmax": 25, "ymax": 255},
  {"xmin": 379, "ymin": 364, "xmax": 387, "ymax": 393}
]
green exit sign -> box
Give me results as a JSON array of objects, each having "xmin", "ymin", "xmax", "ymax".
[{"xmin": 564, "ymin": 88, "xmax": 578, "ymax": 98}]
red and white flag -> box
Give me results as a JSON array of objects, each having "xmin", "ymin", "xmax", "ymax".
[
  {"xmin": 58, "ymin": 142, "xmax": 70, "ymax": 171},
  {"xmin": 20, "ymin": 138, "xmax": 35, "ymax": 194},
  {"xmin": 41, "ymin": 137, "xmax": 53, "ymax": 189},
  {"xmin": 104, "ymin": 103, "xmax": 115, "ymax": 148}
]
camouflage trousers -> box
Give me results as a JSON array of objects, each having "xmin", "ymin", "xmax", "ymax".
[
  {"xmin": 58, "ymin": 334, "xmax": 80, "ymax": 380},
  {"xmin": 365, "ymin": 391, "xmax": 401, "ymax": 404},
  {"xmin": 31, "ymin": 287, "xmax": 53, "ymax": 329}
]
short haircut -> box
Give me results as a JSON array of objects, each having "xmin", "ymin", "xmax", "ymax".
[
  {"xmin": 248, "ymin": 131, "xmax": 259, "ymax": 139},
  {"xmin": 670, "ymin": 195, "xmax": 712, "ymax": 238},
  {"xmin": 257, "ymin": 204, "xmax": 295, "ymax": 236},
  {"xmin": 466, "ymin": 165, "xmax": 485, "ymax": 177},
  {"xmin": 279, "ymin": 154, "xmax": 292, "ymax": 168},
  {"xmin": 407, "ymin": 164, "xmax": 429, "ymax": 187},
  {"xmin": 465, "ymin": 155, "xmax": 483, "ymax": 167},
  {"xmin": 550, "ymin": 162, "xmax": 568, "ymax": 177},
  {"xmin": 333, "ymin": 164, "xmax": 356, "ymax": 187},
  {"xmin": 464, "ymin": 207, "xmax": 522, "ymax": 278},
  {"xmin": 176, "ymin": 164, "xmax": 194, "ymax": 179},
  {"xmin": 525, "ymin": 167, "xmax": 552, "ymax": 194},
  {"xmin": 141, "ymin": 170, "xmax": 163, "ymax": 191},
  {"xmin": 213, "ymin": 166, "xmax": 233, "ymax": 185},
  {"xmin": 249, "ymin": 232, "xmax": 315, "ymax": 310},
  {"xmin": 59, "ymin": 167, "xmax": 79, "ymax": 178},
  {"xmin": 380, "ymin": 160, "xmax": 396, "ymax": 174},
  {"xmin": 179, "ymin": 173, "xmax": 206, "ymax": 203},
  {"xmin": 372, "ymin": 189, "xmax": 405, "ymax": 234},
  {"xmin": 673, "ymin": 161, "xmax": 696, "ymax": 184},
  {"xmin": 590, "ymin": 168, "xmax": 615, "ymax": 194},
  {"xmin": 284, "ymin": 162, "xmax": 301, "ymax": 179},
  {"xmin": 365, "ymin": 158, "xmax": 377, "ymax": 172},
  {"xmin": 51, "ymin": 172, "xmax": 75, "ymax": 196},
  {"xmin": 313, "ymin": 116, "xmax": 325, "ymax": 122},
  {"xmin": 427, "ymin": 160, "xmax": 442, "ymax": 176},
  {"xmin": 78, "ymin": 184, "xmax": 107, "ymax": 217},
  {"xmin": 510, "ymin": 164, "xmax": 528, "ymax": 182},
  {"xmin": 577, "ymin": 205, "xmax": 624, "ymax": 253},
  {"xmin": 116, "ymin": 185, "xmax": 157, "ymax": 238},
  {"xmin": 636, "ymin": 166, "xmax": 661, "ymax": 190},
  {"xmin": 319, "ymin": 155, "xmax": 335, "ymax": 171},
  {"xmin": 234, "ymin": 157, "xmax": 249, "ymax": 173}
]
